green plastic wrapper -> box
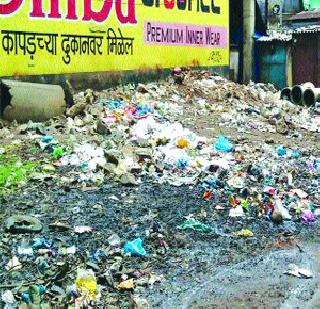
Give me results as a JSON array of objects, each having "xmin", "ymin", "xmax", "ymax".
[{"xmin": 177, "ymin": 218, "xmax": 212, "ymax": 233}]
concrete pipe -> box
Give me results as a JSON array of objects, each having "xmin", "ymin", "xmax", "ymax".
[
  {"xmin": 303, "ymin": 88, "xmax": 320, "ymax": 107},
  {"xmin": 0, "ymin": 79, "xmax": 66, "ymax": 123},
  {"xmin": 291, "ymin": 83, "xmax": 314, "ymax": 105},
  {"xmin": 280, "ymin": 87, "xmax": 292, "ymax": 101}
]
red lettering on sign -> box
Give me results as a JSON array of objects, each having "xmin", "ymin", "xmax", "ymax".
[
  {"xmin": 164, "ymin": 0, "xmax": 174, "ymax": 9},
  {"xmin": 66, "ymin": 0, "xmax": 78, "ymax": 20},
  {"xmin": 82, "ymin": 0, "xmax": 113, "ymax": 22},
  {"xmin": 48, "ymin": 0, "xmax": 61, "ymax": 18},
  {"xmin": 30, "ymin": 0, "xmax": 45, "ymax": 17},
  {"xmin": 1, "ymin": 0, "xmax": 137, "ymax": 24},
  {"xmin": 115, "ymin": 0, "xmax": 137, "ymax": 24},
  {"xmin": 0, "ymin": 0, "xmax": 23, "ymax": 15}
]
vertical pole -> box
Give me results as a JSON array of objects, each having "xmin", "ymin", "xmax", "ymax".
[
  {"xmin": 243, "ymin": 0, "xmax": 255, "ymax": 84},
  {"xmin": 280, "ymin": 0, "xmax": 283, "ymax": 30},
  {"xmin": 265, "ymin": 0, "xmax": 268, "ymax": 27},
  {"xmin": 317, "ymin": 34, "xmax": 320, "ymax": 86}
]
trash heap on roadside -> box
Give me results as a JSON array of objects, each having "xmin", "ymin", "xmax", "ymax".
[
  {"xmin": 0, "ymin": 69, "xmax": 319, "ymax": 307},
  {"xmin": 27, "ymin": 70, "xmax": 320, "ymax": 189}
]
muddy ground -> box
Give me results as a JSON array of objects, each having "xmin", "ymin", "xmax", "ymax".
[{"xmin": 1, "ymin": 177, "xmax": 319, "ymax": 308}]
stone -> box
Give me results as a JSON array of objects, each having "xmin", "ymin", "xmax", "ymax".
[
  {"xmin": 84, "ymin": 89, "xmax": 96, "ymax": 104},
  {"xmin": 264, "ymin": 91, "xmax": 277, "ymax": 104},
  {"xmin": 97, "ymin": 119, "xmax": 110, "ymax": 135},
  {"xmin": 74, "ymin": 118, "xmax": 85, "ymax": 127},
  {"xmin": 17, "ymin": 124, "xmax": 28, "ymax": 134},
  {"xmin": 104, "ymin": 163, "xmax": 118, "ymax": 174},
  {"xmin": 272, "ymin": 211, "xmax": 283, "ymax": 224},
  {"xmin": 120, "ymin": 173, "xmax": 137, "ymax": 186},
  {"xmin": 66, "ymin": 101, "xmax": 86, "ymax": 117},
  {"xmin": 136, "ymin": 83, "xmax": 148, "ymax": 93},
  {"xmin": 135, "ymin": 148, "xmax": 153, "ymax": 158},
  {"xmin": 265, "ymin": 137, "xmax": 275, "ymax": 144},
  {"xmin": 105, "ymin": 149, "xmax": 123, "ymax": 165},
  {"xmin": 276, "ymin": 121, "xmax": 289, "ymax": 135},
  {"xmin": 97, "ymin": 120, "xmax": 111, "ymax": 135}
]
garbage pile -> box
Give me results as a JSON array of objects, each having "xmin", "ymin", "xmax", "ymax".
[
  {"xmin": 22, "ymin": 70, "xmax": 319, "ymax": 188},
  {"xmin": 0, "ymin": 69, "xmax": 319, "ymax": 307}
]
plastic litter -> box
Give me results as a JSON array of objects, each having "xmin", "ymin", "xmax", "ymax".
[
  {"xmin": 214, "ymin": 135, "xmax": 234, "ymax": 153},
  {"xmin": 74, "ymin": 226, "xmax": 93, "ymax": 234},
  {"xmin": 32, "ymin": 238, "xmax": 52, "ymax": 250},
  {"xmin": 233, "ymin": 229, "xmax": 254, "ymax": 237},
  {"xmin": 290, "ymin": 189, "xmax": 308, "ymax": 199},
  {"xmin": 52, "ymin": 146, "xmax": 65, "ymax": 159},
  {"xmin": 17, "ymin": 247, "xmax": 34, "ymax": 256},
  {"xmin": 21, "ymin": 292, "xmax": 31, "ymax": 304},
  {"xmin": 118, "ymin": 279, "xmax": 134, "ymax": 290},
  {"xmin": 6, "ymin": 256, "xmax": 22, "ymax": 271},
  {"xmin": 177, "ymin": 218, "xmax": 212, "ymax": 233},
  {"xmin": 284, "ymin": 264, "xmax": 313, "ymax": 279},
  {"xmin": 273, "ymin": 198, "xmax": 292, "ymax": 220},
  {"xmin": 1, "ymin": 290, "xmax": 16, "ymax": 309},
  {"xmin": 108, "ymin": 100, "xmax": 122, "ymax": 110},
  {"xmin": 41, "ymin": 135, "xmax": 53, "ymax": 143},
  {"xmin": 301, "ymin": 210, "xmax": 316, "ymax": 222},
  {"xmin": 59, "ymin": 144, "xmax": 107, "ymax": 184},
  {"xmin": 177, "ymin": 157, "xmax": 188, "ymax": 169},
  {"xmin": 201, "ymin": 177, "xmax": 217, "ymax": 190},
  {"xmin": 290, "ymin": 150, "xmax": 300, "ymax": 158},
  {"xmin": 58, "ymin": 246, "xmax": 77, "ymax": 255},
  {"xmin": 75, "ymin": 269, "xmax": 97, "ymax": 300},
  {"xmin": 108, "ymin": 234, "xmax": 121, "ymax": 247},
  {"xmin": 203, "ymin": 191, "xmax": 212, "ymax": 200},
  {"xmin": 241, "ymin": 199, "xmax": 250, "ymax": 210},
  {"xmin": 177, "ymin": 137, "xmax": 189, "ymax": 149},
  {"xmin": 229, "ymin": 205, "xmax": 245, "ymax": 217},
  {"xmin": 21, "ymin": 285, "xmax": 46, "ymax": 305},
  {"xmin": 37, "ymin": 248, "xmax": 55, "ymax": 256},
  {"xmin": 276, "ymin": 145, "xmax": 286, "ymax": 156},
  {"xmin": 264, "ymin": 186, "xmax": 276, "ymax": 196},
  {"xmin": 38, "ymin": 259, "xmax": 50, "ymax": 273},
  {"xmin": 123, "ymin": 238, "xmax": 147, "ymax": 256}
]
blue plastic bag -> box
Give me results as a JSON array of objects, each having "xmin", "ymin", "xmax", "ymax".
[
  {"xmin": 135, "ymin": 105, "xmax": 152, "ymax": 117},
  {"xmin": 291, "ymin": 150, "xmax": 300, "ymax": 158},
  {"xmin": 95, "ymin": 99, "xmax": 122, "ymax": 109},
  {"xmin": 107, "ymin": 100, "xmax": 122, "ymax": 110},
  {"xmin": 22, "ymin": 285, "xmax": 46, "ymax": 304},
  {"xmin": 123, "ymin": 238, "xmax": 146, "ymax": 256},
  {"xmin": 22, "ymin": 292, "xmax": 31, "ymax": 304},
  {"xmin": 32, "ymin": 238, "xmax": 52, "ymax": 250},
  {"xmin": 214, "ymin": 135, "xmax": 234, "ymax": 153},
  {"xmin": 201, "ymin": 177, "xmax": 217, "ymax": 190},
  {"xmin": 41, "ymin": 135, "xmax": 53, "ymax": 143},
  {"xmin": 177, "ymin": 157, "xmax": 188, "ymax": 169},
  {"xmin": 276, "ymin": 146, "xmax": 286, "ymax": 156}
]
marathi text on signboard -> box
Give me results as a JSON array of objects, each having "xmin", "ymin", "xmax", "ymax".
[{"xmin": 0, "ymin": 0, "xmax": 229, "ymax": 75}]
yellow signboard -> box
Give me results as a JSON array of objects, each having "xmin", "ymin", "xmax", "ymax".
[{"xmin": 0, "ymin": 0, "xmax": 229, "ymax": 76}]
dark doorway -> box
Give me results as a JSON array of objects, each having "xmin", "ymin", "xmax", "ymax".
[{"xmin": 293, "ymin": 33, "xmax": 320, "ymax": 86}]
